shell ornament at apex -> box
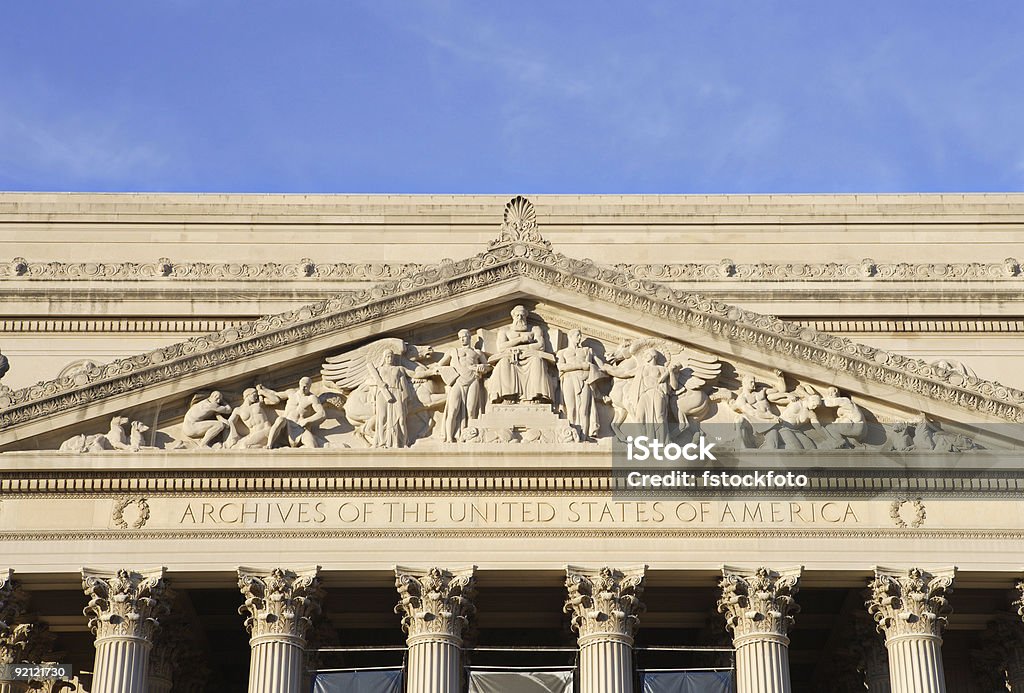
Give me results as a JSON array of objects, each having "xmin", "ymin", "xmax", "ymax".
[{"xmin": 1, "ymin": 193, "xmax": 1024, "ymax": 693}]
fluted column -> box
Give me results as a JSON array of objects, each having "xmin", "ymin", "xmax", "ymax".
[
  {"xmin": 866, "ymin": 566, "xmax": 955, "ymax": 693},
  {"xmin": 718, "ymin": 565, "xmax": 802, "ymax": 693},
  {"xmin": 394, "ymin": 565, "xmax": 476, "ymax": 693},
  {"xmin": 564, "ymin": 565, "xmax": 646, "ymax": 693},
  {"xmin": 853, "ymin": 615, "xmax": 892, "ymax": 693},
  {"xmin": 82, "ymin": 567, "xmax": 170, "ymax": 693},
  {"xmin": 238, "ymin": 566, "xmax": 323, "ymax": 693}
]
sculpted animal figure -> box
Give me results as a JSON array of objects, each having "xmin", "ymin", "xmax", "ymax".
[{"xmin": 59, "ymin": 416, "xmax": 149, "ymax": 453}]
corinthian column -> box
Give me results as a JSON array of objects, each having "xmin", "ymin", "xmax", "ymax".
[
  {"xmin": 564, "ymin": 565, "xmax": 646, "ymax": 693},
  {"xmin": 717, "ymin": 565, "xmax": 802, "ymax": 693},
  {"xmin": 1011, "ymin": 581, "xmax": 1024, "ymax": 692},
  {"xmin": 866, "ymin": 566, "xmax": 955, "ymax": 693},
  {"xmin": 852, "ymin": 614, "xmax": 891, "ymax": 693},
  {"xmin": 237, "ymin": 566, "xmax": 322, "ymax": 693},
  {"xmin": 394, "ymin": 566, "xmax": 476, "ymax": 693},
  {"xmin": 0, "ymin": 570, "xmax": 29, "ymax": 693},
  {"xmin": 82, "ymin": 567, "xmax": 170, "ymax": 693}
]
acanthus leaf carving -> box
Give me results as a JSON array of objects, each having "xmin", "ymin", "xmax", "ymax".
[
  {"xmin": 717, "ymin": 565, "xmax": 802, "ymax": 640},
  {"xmin": 81, "ymin": 567, "xmax": 170, "ymax": 642},
  {"xmin": 394, "ymin": 565, "xmax": 476, "ymax": 642},
  {"xmin": 564, "ymin": 565, "xmax": 646, "ymax": 641},
  {"xmin": 865, "ymin": 566, "xmax": 955, "ymax": 640},
  {"xmin": 237, "ymin": 566, "xmax": 323, "ymax": 642}
]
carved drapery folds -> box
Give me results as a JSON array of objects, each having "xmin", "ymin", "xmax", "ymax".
[
  {"xmin": 866, "ymin": 567, "xmax": 955, "ymax": 641},
  {"xmin": 717, "ymin": 566, "xmax": 802, "ymax": 641},
  {"xmin": 237, "ymin": 566, "xmax": 323, "ymax": 643},
  {"xmin": 564, "ymin": 565, "xmax": 647, "ymax": 642},
  {"xmin": 394, "ymin": 566, "xmax": 477, "ymax": 643},
  {"xmin": 81, "ymin": 568, "xmax": 170, "ymax": 642}
]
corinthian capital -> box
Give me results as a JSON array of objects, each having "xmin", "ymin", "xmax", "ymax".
[
  {"xmin": 564, "ymin": 565, "xmax": 646, "ymax": 642},
  {"xmin": 0, "ymin": 569, "xmax": 28, "ymax": 639},
  {"xmin": 394, "ymin": 565, "xmax": 476, "ymax": 642},
  {"xmin": 82, "ymin": 567, "xmax": 170, "ymax": 642},
  {"xmin": 865, "ymin": 566, "xmax": 956, "ymax": 641},
  {"xmin": 237, "ymin": 566, "xmax": 323, "ymax": 642},
  {"xmin": 717, "ymin": 565, "xmax": 802, "ymax": 640}
]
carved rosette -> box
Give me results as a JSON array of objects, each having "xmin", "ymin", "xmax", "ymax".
[
  {"xmin": 81, "ymin": 568, "xmax": 170, "ymax": 643},
  {"xmin": 394, "ymin": 566, "xmax": 477, "ymax": 643},
  {"xmin": 717, "ymin": 566, "xmax": 802, "ymax": 642},
  {"xmin": 865, "ymin": 567, "xmax": 955, "ymax": 642},
  {"xmin": 564, "ymin": 565, "xmax": 647, "ymax": 643},
  {"xmin": 237, "ymin": 566, "xmax": 323, "ymax": 644}
]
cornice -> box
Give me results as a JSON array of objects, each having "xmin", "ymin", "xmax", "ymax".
[{"xmin": 3, "ymin": 213, "xmax": 1024, "ymax": 434}]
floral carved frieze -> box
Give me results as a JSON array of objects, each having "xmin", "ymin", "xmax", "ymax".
[
  {"xmin": 3, "ymin": 196, "xmax": 1024, "ymax": 439},
  {"xmin": 394, "ymin": 566, "xmax": 477, "ymax": 641},
  {"xmin": 4, "ymin": 257, "xmax": 1019, "ymax": 283}
]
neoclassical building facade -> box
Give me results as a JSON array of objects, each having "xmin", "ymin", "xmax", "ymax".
[{"xmin": 1, "ymin": 193, "xmax": 1023, "ymax": 693}]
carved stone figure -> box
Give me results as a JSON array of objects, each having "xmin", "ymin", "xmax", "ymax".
[
  {"xmin": 724, "ymin": 374, "xmax": 782, "ymax": 448},
  {"xmin": 225, "ymin": 385, "xmax": 282, "ymax": 449},
  {"xmin": 264, "ymin": 377, "xmax": 327, "ymax": 449},
  {"xmin": 59, "ymin": 416, "xmax": 149, "ymax": 453},
  {"xmin": 822, "ymin": 386, "xmax": 868, "ymax": 448},
  {"xmin": 433, "ymin": 329, "xmax": 491, "ymax": 443},
  {"xmin": 183, "ymin": 391, "xmax": 232, "ymax": 447},
  {"xmin": 761, "ymin": 386, "xmax": 824, "ymax": 450},
  {"xmin": 556, "ymin": 329, "xmax": 604, "ymax": 440},
  {"xmin": 321, "ymin": 338, "xmax": 441, "ymax": 447},
  {"xmin": 604, "ymin": 346, "xmax": 674, "ymax": 440},
  {"xmin": 488, "ymin": 305, "xmax": 555, "ymax": 404},
  {"xmin": 367, "ymin": 350, "xmax": 420, "ymax": 449}
]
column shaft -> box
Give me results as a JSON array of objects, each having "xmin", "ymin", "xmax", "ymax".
[
  {"xmin": 238, "ymin": 566, "xmax": 322, "ymax": 693},
  {"xmin": 734, "ymin": 634, "xmax": 791, "ymax": 693},
  {"xmin": 579, "ymin": 636, "xmax": 633, "ymax": 693},
  {"xmin": 886, "ymin": 636, "xmax": 945, "ymax": 693},
  {"xmin": 91, "ymin": 637, "xmax": 151, "ymax": 693},
  {"xmin": 247, "ymin": 637, "xmax": 305, "ymax": 693},
  {"xmin": 406, "ymin": 635, "xmax": 460, "ymax": 693}
]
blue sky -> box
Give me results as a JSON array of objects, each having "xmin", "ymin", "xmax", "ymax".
[{"xmin": 2, "ymin": 1, "xmax": 1022, "ymax": 193}]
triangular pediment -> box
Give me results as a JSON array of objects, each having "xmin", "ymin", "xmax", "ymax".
[{"xmin": 2, "ymin": 197, "xmax": 1022, "ymax": 452}]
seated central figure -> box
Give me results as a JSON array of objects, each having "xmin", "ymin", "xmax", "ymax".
[{"xmin": 488, "ymin": 305, "xmax": 555, "ymax": 403}]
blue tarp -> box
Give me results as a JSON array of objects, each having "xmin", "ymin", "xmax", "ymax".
[
  {"xmin": 642, "ymin": 671, "xmax": 734, "ymax": 693},
  {"xmin": 312, "ymin": 669, "xmax": 403, "ymax": 693}
]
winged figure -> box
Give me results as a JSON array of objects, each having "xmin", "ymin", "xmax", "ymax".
[{"xmin": 321, "ymin": 338, "xmax": 443, "ymax": 447}]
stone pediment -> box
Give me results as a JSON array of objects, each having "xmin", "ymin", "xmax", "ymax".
[{"xmin": 1, "ymin": 196, "xmax": 1022, "ymax": 453}]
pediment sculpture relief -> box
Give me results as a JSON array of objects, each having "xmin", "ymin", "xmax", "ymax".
[{"xmin": 52, "ymin": 304, "xmax": 981, "ymax": 453}]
